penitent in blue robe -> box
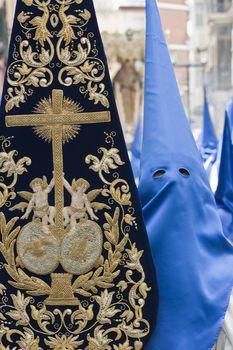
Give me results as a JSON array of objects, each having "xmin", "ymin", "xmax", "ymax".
[{"xmin": 139, "ymin": 0, "xmax": 233, "ymax": 349}]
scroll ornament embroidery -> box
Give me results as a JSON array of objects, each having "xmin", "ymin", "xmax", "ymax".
[
  {"xmin": 5, "ymin": 0, "xmax": 109, "ymax": 113},
  {"xmin": 0, "ymin": 136, "xmax": 31, "ymax": 208}
]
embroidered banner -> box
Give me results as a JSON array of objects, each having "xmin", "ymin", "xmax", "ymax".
[{"xmin": 0, "ymin": 1, "xmax": 157, "ymax": 348}]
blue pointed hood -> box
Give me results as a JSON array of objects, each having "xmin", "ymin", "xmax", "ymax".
[
  {"xmin": 198, "ymin": 88, "xmax": 218, "ymax": 161},
  {"xmin": 131, "ymin": 116, "xmax": 143, "ymax": 180},
  {"xmin": 198, "ymin": 88, "xmax": 218, "ymax": 181},
  {"xmin": 141, "ymin": 0, "xmax": 197, "ymax": 168},
  {"xmin": 139, "ymin": 1, "xmax": 233, "ymax": 349},
  {"xmin": 215, "ymin": 99, "xmax": 233, "ymax": 240}
]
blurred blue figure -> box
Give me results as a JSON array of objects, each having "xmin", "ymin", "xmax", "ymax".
[
  {"xmin": 139, "ymin": 0, "xmax": 233, "ymax": 349},
  {"xmin": 215, "ymin": 99, "xmax": 233, "ymax": 241},
  {"xmin": 208, "ymin": 134, "xmax": 223, "ymax": 193},
  {"xmin": 130, "ymin": 116, "xmax": 143, "ymax": 182},
  {"xmin": 198, "ymin": 88, "xmax": 218, "ymax": 177}
]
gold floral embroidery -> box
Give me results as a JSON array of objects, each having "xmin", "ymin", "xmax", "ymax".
[
  {"xmin": 56, "ymin": 0, "xmax": 109, "ymax": 108},
  {"xmin": 6, "ymin": 0, "xmax": 54, "ymax": 112},
  {"xmin": 86, "ymin": 148, "xmax": 125, "ymax": 184},
  {"xmin": 0, "ymin": 136, "xmax": 31, "ymax": 208},
  {"xmin": 5, "ymin": 0, "xmax": 109, "ymax": 112},
  {"xmin": 45, "ymin": 334, "xmax": 84, "ymax": 349}
]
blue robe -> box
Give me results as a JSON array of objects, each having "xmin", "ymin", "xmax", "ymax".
[{"xmin": 140, "ymin": 1, "xmax": 233, "ymax": 349}]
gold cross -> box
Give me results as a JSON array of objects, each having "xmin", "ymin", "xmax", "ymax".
[{"xmin": 6, "ymin": 89, "xmax": 111, "ymax": 241}]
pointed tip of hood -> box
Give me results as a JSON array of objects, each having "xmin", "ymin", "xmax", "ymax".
[
  {"xmin": 141, "ymin": 0, "xmax": 201, "ymax": 172},
  {"xmin": 199, "ymin": 89, "xmax": 218, "ymax": 153}
]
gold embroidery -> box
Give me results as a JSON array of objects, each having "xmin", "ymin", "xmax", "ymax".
[
  {"xmin": 5, "ymin": 0, "xmax": 109, "ymax": 112},
  {"xmin": 53, "ymin": 123, "xmax": 65, "ymax": 234},
  {"xmin": 45, "ymin": 273, "xmax": 79, "ymax": 305},
  {"xmin": 0, "ymin": 213, "xmax": 52, "ymax": 296},
  {"xmin": 56, "ymin": 0, "xmax": 109, "ymax": 107},
  {"xmin": 0, "ymin": 1, "xmax": 152, "ymax": 346},
  {"xmin": 3, "ymin": 91, "xmax": 113, "ymax": 305},
  {"xmin": 6, "ymin": 89, "xmax": 111, "ymax": 241},
  {"xmin": 45, "ymin": 334, "xmax": 84, "ymax": 349},
  {"xmin": 86, "ymin": 147, "xmax": 125, "ymax": 184},
  {"xmin": 57, "ymin": 0, "xmax": 89, "ymax": 45},
  {"xmin": 6, "ymin": 111, "xmax": 111, "ymax": 127},
  {"xmin": 0, "ymin": 137, "xmax": 31, "ymax": 208},
  {"xmin": 33, "ymin": 96, "xmax": 83, "ymax": 143},
  {"xmin": 0, "ymin": 135, "xmax": 151, "ymax": 347},
  {"xmin": 6, "ymin": 0, "xmax": 54, "ymax": 112}
]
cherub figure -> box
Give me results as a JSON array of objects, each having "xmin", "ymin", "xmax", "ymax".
[
  {"xmin": 63, "ymin": 176, "xmax": 108, "ymax": 229},
  {"xmin": 11, "ymin": 175, "xmax": 55, "ymax": 226}
]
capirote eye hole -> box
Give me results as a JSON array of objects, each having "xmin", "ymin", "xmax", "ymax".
[
  {"xmin": 179, "ymin": 168, "xmax": 190, "ymax": 177},
  {"xmin": 153, "ymin": 169, "xmax": 166, "ymax": 178}
]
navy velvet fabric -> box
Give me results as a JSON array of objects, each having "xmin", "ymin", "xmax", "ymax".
[{"xmin": 0, "ymin": 1, "xmax": 157, "ymax": 348}]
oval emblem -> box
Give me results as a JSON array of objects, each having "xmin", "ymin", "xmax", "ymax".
[
  {"xmin": 50, "ymin": 14, "xmax": 59, "ymax": 28},
  {"xmin": 17, "ymin": 222, "xmax": 60, "ymax": 275},
  {"xmin": 60, "ymin": 220, "xmax": 103, "ymax": 275}
]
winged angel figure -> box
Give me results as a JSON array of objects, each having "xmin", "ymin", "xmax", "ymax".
[
  {"xmin": 10, "ymin": 175, "xmax": 55, "ymax": 226},
  {"xmin": 10, "ymin": 174, "xmax": 110, "ymax": 230},
  {"xmin": 63, "ymin": 176, "xmax": 110, "ymax": 229}
]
